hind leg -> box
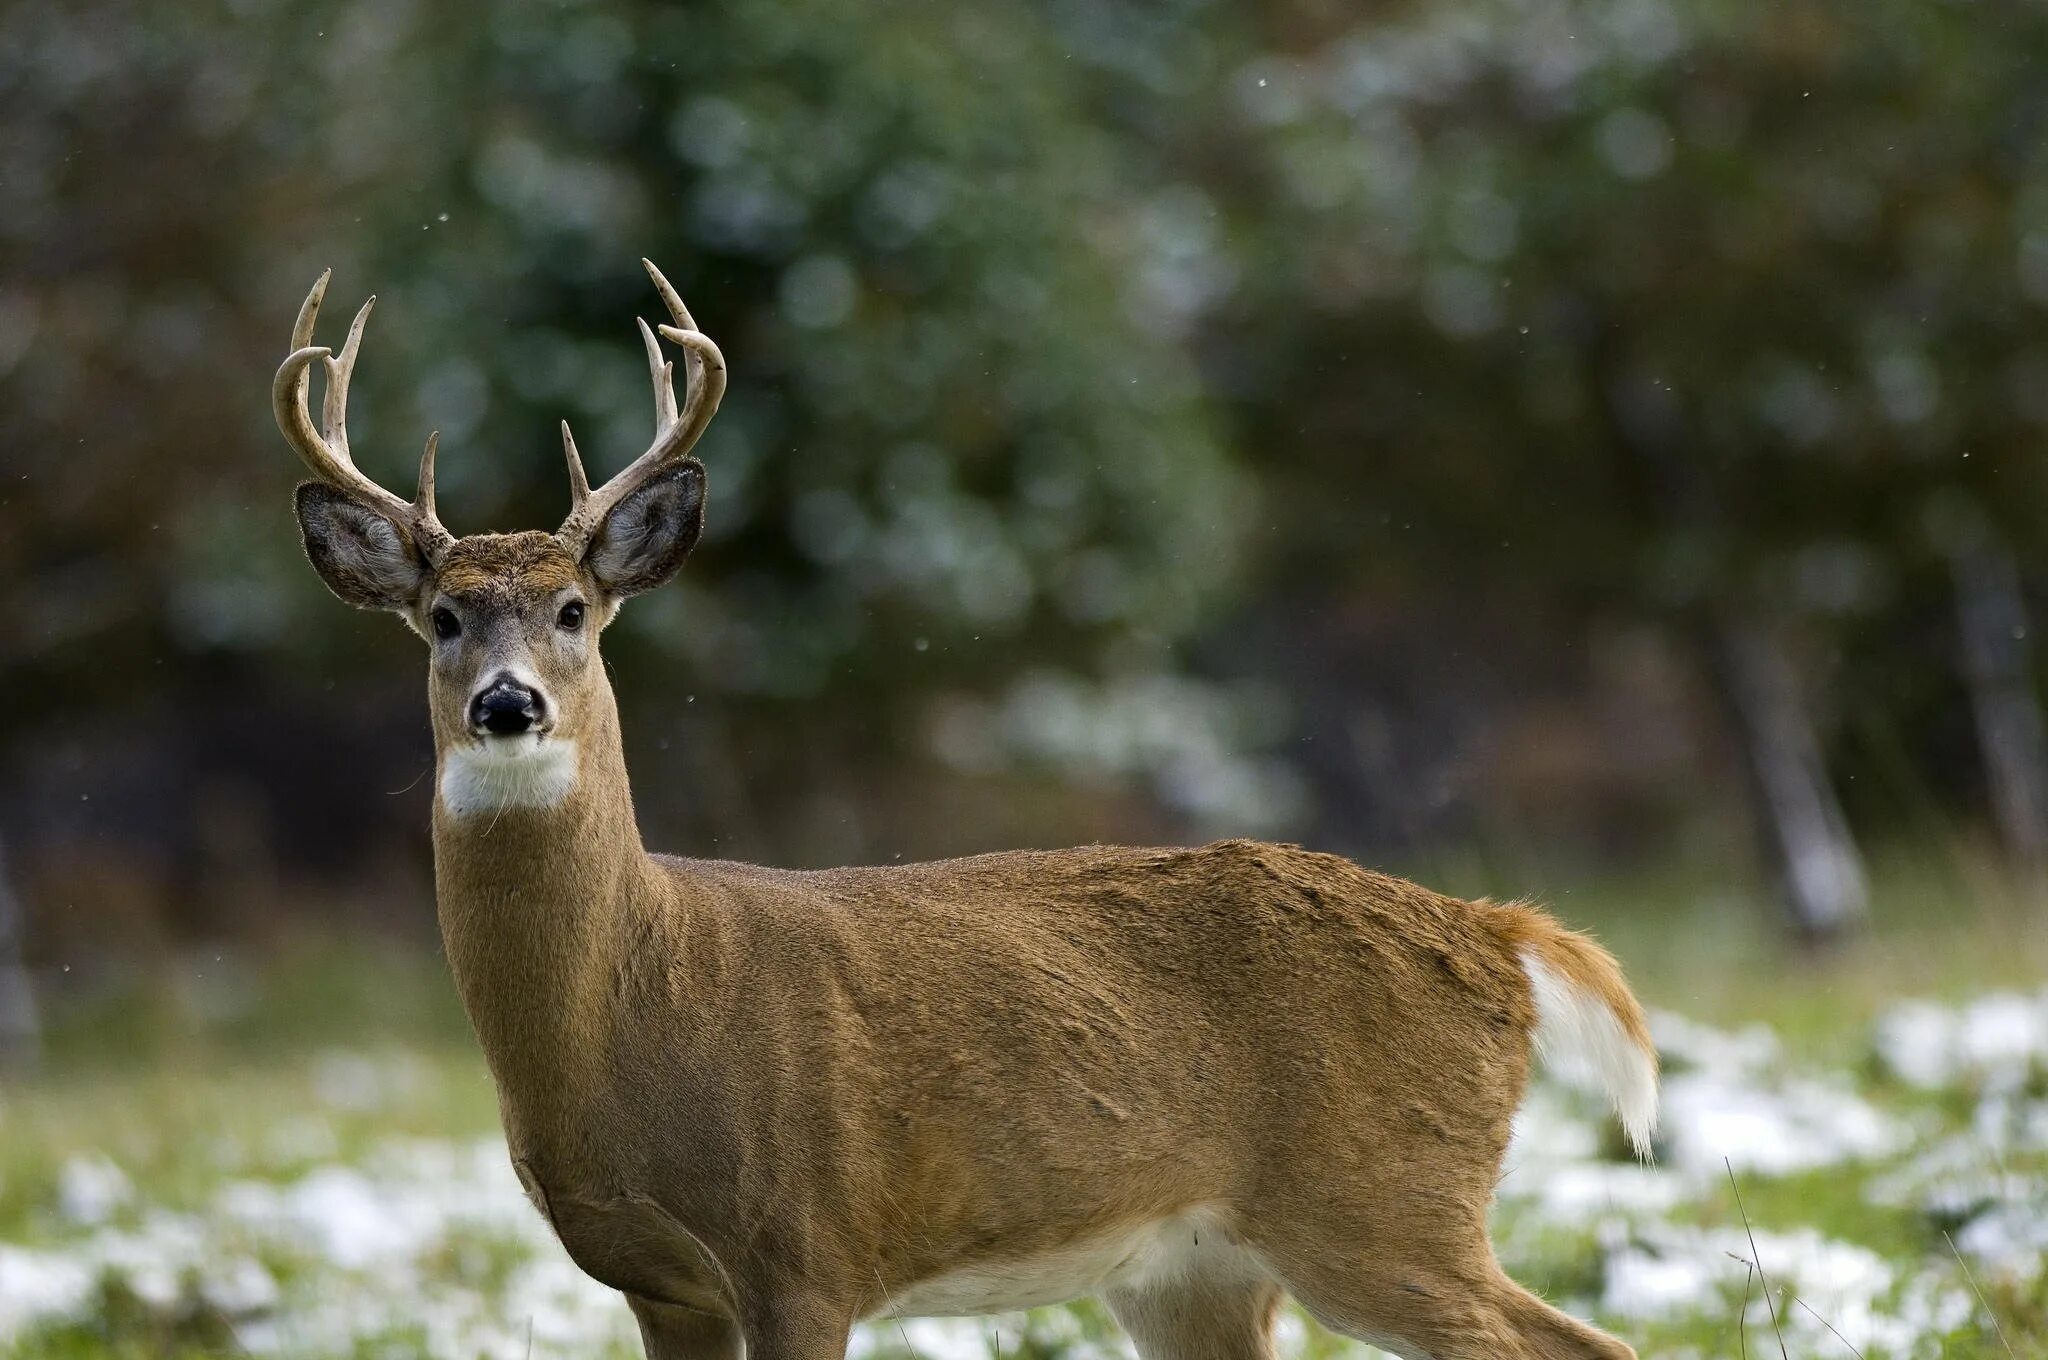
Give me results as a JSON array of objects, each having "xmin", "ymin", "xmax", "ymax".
[
  {"xmin": 1257, "ymin": 1223, "xmax": 1632, "ymax": 1360},
  {"xmin": 1491, "ymin": 1281, "xmax": 1636, "ymax": 1360},
  {"xmin": 1105, "ymin": 1258, "xmax": 1282, "ymax": 1360}
]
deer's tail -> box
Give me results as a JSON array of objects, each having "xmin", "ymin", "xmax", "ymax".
[{"xmin": 1491, "ymin": 904, "xmax": 1659, "ymax": 1158}]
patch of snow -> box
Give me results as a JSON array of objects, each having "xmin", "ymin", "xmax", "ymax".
[
  {"xmin": 201, "ymin": 1255, "xmax": 281, "ymax": 1315},
  {"xmin": 0, "ymin": 1135, "xmax": 615, "ymax": 1353},
  {"xmin": 1600, "ymin": 1240, "xmax": 1719, "ymax": 1320},
  {"xmin": 1603, "ymin": 1224, "xmax": 1974, "ymax": 1356},
  {"xmin": 1955, "ymin": 1199, "xmax": 2048, "ymax": 1282},
  {"xmin": 1501, "ymin": 1084, "xmax": 1603, "ymax": 1183},
  {"xmin": 1660, "ymin": 1071, "xmax": 1906, "ymax": 1176},
  {"xmin": 1877, "ymin": 989, "xmax": 2048, "ymax": 1093},
  {"xmin": 57, "ymin": 1154, "xmax": 133, "ymax": 1225},
  {"xmin": 0, "ymin": 1246, "xmax": 94, "ymax": 1338},
  {"xmin": 1865, "ymin": 1129, "xmax": 2041, "ymax": 1220},
  {"xmin": 1973, "ymin": 1090, "xmax": 2048, "ymax": 1153},
  {"xmin": 1513, "ymin": 1010, "xmax": 1908, "ymax": 1201},
  {"xmin": 1879, "ymin": 999, "xmax": 1964, "ymax": 1089},
  {"xmin": 1650, "ymin": 1010, "xmax": 1781, "ymax": 1077},
  {"xmin": 89, "ymin": 1213, "xmax": 211, "ymax": 1308},
  {"xmin": 1522, "ymin": 1163, "xmax": 1689, "ymax": 1224},
  {"xmin": 506, "ymin": 1255, "xmax": 624, "ymax": 1347}
]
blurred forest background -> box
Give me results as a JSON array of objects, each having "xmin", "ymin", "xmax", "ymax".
[{"xmin": 8, "ymin": 0, "xmax": 2048, "ymax": 1058}]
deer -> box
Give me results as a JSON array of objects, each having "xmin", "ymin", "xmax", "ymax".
[{"xmin": 274, "ymin": 259, "xmax": 1659, "ymax": 1360}]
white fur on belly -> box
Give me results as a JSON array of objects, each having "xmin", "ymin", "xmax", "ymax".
[
  {"xmin": 875, "ymin": 1206, "xmax": 1256, "ymax": 1318},
  {"xmin": 439, "ymin": 737, "xmax": 579, "ymax": 817}
]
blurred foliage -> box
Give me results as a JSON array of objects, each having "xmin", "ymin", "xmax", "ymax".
[
  {"xmin": 1207, "ymin": 0, "xmax": 2048, "ymax": 814},
  {"xmin": 7, "ymin": 0, "xmax": 2048, "ymax": 933},
  {"xmin": 2, "ymin": 0, "xmax": 1243, "ymax": 700}
]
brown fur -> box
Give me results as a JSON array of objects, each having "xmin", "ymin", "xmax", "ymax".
[{"xmin": 434, "ymin": 531, "xmax": 584, "ymax": 603}]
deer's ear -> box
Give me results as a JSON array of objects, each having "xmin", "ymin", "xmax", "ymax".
[
  {"xmin": 583, "ymin": 460, "xmax": 706, "ymax": 599},
  {"xmin": 295, "ymin": 482, "xmax": 431, "ymax": 611}
]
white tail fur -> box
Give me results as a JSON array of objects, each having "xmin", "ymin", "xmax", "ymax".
[{"xmin": 1521, "ymin": 951, "xmax": 1660, "ymax": 1158}]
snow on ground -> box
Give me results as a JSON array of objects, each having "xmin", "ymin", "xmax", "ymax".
[
  {"xmin": 1495, "ymin": 1005, "xmax": 1911, "ymax": 1217},
  {"xmin": 3, "ymin": 991, "xmax": 2046, "ymax": 1357},
  {"xmin": 1649, "ymin": 1010, "xmax": 1911, "ymax": 1175},
  {"xmin": 1598, "ymin": 1223, "xmax": 1977, "ymax": 1356},
  {"xmin": 0, "ymin": 1133, "xmax": 630, "ymax": 1358},
  {"xmin": 1878, "ymin": 990, "xmax": 2048, "ymax": 1093}
]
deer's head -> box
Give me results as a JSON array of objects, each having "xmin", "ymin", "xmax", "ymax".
[{"xmin": 276, "ymin": 261, "xmax": 721, "ymax": 814}]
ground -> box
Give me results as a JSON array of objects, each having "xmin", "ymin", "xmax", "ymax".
[{"xmin": 1, "ymin": 850, "xmax": 2044, "ymax": 1358}]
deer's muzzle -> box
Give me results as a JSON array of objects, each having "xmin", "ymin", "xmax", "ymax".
[{"xmin": 471, "ymin": 675, "xmax": 547, "ymax": 737}]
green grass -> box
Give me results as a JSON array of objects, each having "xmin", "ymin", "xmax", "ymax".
[{"xmin": 1, "ymin": 938, "xmax": 499, "ymax": 1246}]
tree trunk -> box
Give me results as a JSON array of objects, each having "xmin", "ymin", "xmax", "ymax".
[
  {"xmin": 1945, "ymin": 526, "xmax": 2048, "ymax": 884},
  {"xmin": 0, "ymin": 836, "xmax": 39, "ymax": 1070},
  {"xmin": 1710, "ymin": 618, "xmax": 1870, "ymax": 942},
  {"xmin": 1584, "ymin": 338, "xmax": 1868, "ymax": 940}
]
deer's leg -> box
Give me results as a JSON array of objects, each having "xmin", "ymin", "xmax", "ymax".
[
  {"xmin": 1489, "ymin": 1280, "xmax": 1636, "ymax": 1360},
  {"xmin": 1104, "ymin": 1271, "xmax": 1283, "ymax": 1360},
  {"xmin": 628, "ymin": 1297, "xmax": 741, "ymax": 1360},
  {"xmin": 735, "ymin": 1294, "xmax": 853, "ymax": 1360},
  {"xmin": 1258, "ymin": 1229, "xmax": 1633, "ymax": 1360}
]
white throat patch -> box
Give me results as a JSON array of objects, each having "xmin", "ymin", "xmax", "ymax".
[{"xmin": 440, "ymin": 737, "xmax": 580, "ymax": 817}]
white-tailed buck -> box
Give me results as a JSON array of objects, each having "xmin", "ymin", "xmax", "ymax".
[{"xmin": 276, "ymin": 260, "xmax": 1658, "ymax": 1360}]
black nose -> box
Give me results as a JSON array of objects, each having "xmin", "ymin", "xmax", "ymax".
[{"xmin": 471, "ymin": 679, "xmax": 544, "ymax": 735}]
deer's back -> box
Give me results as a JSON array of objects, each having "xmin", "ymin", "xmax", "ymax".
[{"xmin": 663, "ymin": 838, "xmax": 1535, "ymax": 1050}]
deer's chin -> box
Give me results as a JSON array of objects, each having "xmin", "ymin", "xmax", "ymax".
[{"xmin": 440, "ymin": 735, "xmax": 579, "ymax": 817}]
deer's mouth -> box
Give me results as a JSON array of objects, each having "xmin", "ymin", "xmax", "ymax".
[{"xmin": 469, "ymin": 726, "xmax": 559, "ymax": 753}]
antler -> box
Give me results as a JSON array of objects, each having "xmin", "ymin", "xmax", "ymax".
[
  {"xmin": 274, "ymin": 270, "xmax": 453, "ymax": 563},
  {"xmin": 556, "ymin": 259, "xmax": 727, "ymax": 556}
]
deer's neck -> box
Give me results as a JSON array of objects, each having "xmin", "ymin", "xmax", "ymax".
[{"xmin": 429, "ymin": 681, "xmax": 661, "ymax": 1124}]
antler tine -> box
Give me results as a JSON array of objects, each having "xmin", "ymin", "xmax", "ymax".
[
  {"xmin": 275, "ymin": 345, "xmax": 335, "ymax": 463},
  {"xmin": 643, "ymin": 258, "xmax": 703, "ymax": 397},
  {"xmin": 273, "ymin": 272, "xmax": 452, "ymax": 562},
  {"xmin": 643, "ymin": 258, "xmax": 699, "ymax": 331},
  {"xmin": 560, "ymin": 421, "xmax": 591, "ymax": 510},
  {"xmin": 321, "ymin": 295, "xmax": 375, "ymax": 458},
  {"xmin": 655, "ymin": 324, "xmax": 727, "ymax": 458},
  {"xmin": 556, "ymin": 261, "xmax": 728, "ymax": 555},
  {"xmin": 637, "ymin": 316, "xmax": 679, "ymax": 433},
  {"xmin": 291, "ymin": 269, "xmax": 331, "ymax": 350},
  {"xmin": 415, "ymin": 431, "xmax": 445, "ymax": 522}
]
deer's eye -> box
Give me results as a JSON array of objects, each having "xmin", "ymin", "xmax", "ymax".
[
  {"xmin": 557, "ymin": 601, "xmax": 585, "ymax": 631},
  {"xmin": 431, "ymin": 607, "xmax": 461, "ymax": 640}
]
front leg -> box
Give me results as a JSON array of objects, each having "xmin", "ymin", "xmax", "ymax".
[
  {"xmin": 630, "ymin": 1296, "xmax": 741, "ymax": 1360},
  {"xmin": 738, "ymin": 1294, "xmax": 853, "ymax": 1360}
]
